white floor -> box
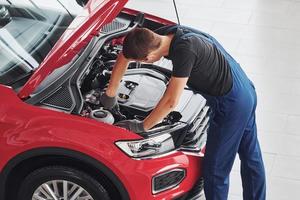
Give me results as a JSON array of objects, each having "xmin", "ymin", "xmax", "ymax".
[{"xmin": 126, "ymin": 0, "xmax": 300, "ymax": 199}]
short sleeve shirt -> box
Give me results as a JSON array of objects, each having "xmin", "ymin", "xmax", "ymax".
[{"xmin": 155, "ymin": 25, "xmax": 232, "ymax": 96}]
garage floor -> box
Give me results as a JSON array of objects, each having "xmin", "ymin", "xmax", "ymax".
[{"xmin": 127, "ymin": 0, "xmax": 300, "ymax": 199}]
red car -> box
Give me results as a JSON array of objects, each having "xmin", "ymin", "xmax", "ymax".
[{"xmin": 0, "ymin": 0, "xmax": 209, "ymax": 199}]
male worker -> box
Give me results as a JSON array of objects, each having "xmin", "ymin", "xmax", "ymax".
[{"xmin": 100, "ymin": 25, "xmax": 266, "ymax": 200}]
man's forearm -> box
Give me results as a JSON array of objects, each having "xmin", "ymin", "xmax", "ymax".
[
  {"xmin": 143, "ymin": 76, "xmax": 188, "ymax": 131},
  {"xmin": 143, "ymin": 97, "xmax": 177, "ymax": 131},
  {"xmin": 106, "ymin": 52, "xmax": 129, "ymax": 97}
]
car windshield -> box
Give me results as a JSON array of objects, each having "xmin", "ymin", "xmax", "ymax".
[{"xmin": 0, "ymin": 0, "xmax": 82, "ymax": 88}]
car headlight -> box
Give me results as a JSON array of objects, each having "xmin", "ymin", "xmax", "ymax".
[{"xmin": 115, "ymin": 133, "xmax": 175, "ymax": 158}]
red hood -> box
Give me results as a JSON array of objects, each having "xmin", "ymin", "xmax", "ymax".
[{"xmin": 18, "ymin": 0, "xmax": 128, "ymax": 99}]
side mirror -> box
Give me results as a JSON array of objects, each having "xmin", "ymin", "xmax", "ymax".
[{"xmin": 76, "ymin": 0, "xmax": 89, "ymax": 7}]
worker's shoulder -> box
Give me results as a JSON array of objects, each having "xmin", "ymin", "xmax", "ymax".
[{"xmin": 173, "ymin": 34, "xmax": 204, "ymax": 50}]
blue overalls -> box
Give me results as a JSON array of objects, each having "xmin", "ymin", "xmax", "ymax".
[{"xmin": 171, "ymin": 26, "xmax": 267, "ymax": 200}]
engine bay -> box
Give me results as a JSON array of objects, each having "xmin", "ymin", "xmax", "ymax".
[
  {"xmin": 19, "ymin": 13, "xmax": 210, "ymax": 150},
  {"xmin": 79, "ymin": 37, "xmax": 208, "ymax": 132},
  {"xmin": 80, "ymin": 39, "xmax": 170, "ymax": 125}
]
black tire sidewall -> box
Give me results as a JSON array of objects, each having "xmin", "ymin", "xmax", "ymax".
[{"xmin": 18, "ymin": 166, "xmax": 110, "ymax": 200}]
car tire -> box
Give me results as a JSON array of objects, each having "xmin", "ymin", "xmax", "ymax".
[{"xmin": 17, "ymin": 166, "xmax": 111, "ymax": 200}]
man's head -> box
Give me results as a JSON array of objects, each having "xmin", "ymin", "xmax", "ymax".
[{"xmin": 122, "ymin": 28, "xmax": 163, "ymax": 63}]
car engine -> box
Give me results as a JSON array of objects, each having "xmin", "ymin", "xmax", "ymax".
[{"xmin": 80, "ymin": 38, "xmax": 209, "ymax": 136}]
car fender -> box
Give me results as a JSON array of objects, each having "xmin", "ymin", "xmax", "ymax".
[{"xmin": 0, "ymin": 85, "xmax": 140, "ymax": 199}]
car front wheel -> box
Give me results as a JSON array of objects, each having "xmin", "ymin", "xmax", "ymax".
[{"xmin": 17, "ymin": 166, "xmax": 111, "ymax": 200}]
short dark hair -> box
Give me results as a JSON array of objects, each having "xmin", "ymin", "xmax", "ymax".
[{"xmin": 122, "ymin": 28, "xmax": 161, "ymax": 60}]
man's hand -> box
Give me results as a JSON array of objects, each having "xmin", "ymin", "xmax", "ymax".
[
  {"xmin": 106, "ymin": 52, "xmax": 130, "ymax": 97},
  {"xmin": 100, "ymin": 92, "xmax": 118, "ymax": 110},
  {"xmin": 143, "ymin": 76, "xmax": 189, "ymax": 130},
  {"xmin": 115, "ymin": 119, "xmax": 145, "ymax": 133}
]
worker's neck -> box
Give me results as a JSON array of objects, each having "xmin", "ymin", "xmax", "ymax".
[{"xmin": 160, "ymin": 34, "xmax": 174, "ymax": 57}]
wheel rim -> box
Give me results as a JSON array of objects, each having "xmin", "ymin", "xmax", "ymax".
[{"xmin": 32, "ymin": 180, "xmax": 94, "ymax": 200}]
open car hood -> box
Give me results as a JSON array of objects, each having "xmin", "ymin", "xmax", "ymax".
[{"xmin": 18, "ymin": 0, "xmax": 128, "ymax": 99}]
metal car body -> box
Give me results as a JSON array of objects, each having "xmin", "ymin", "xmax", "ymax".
[{"xmin": 0, "ymin": 0, "xmax": 209, "ymax": 199}]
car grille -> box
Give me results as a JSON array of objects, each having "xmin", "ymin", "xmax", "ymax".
[
  {"xmin": 181, "ymin": 106, "xmax": 211, "ymax": 152},
  {"xmin": 152, "ymin": 169, "xmax": 186, "ymax": 194},
  {"xmin": 174, "ymin": 178, "xmax": 204, "ymax": 200},
  {"xmin": 186, "ymin": 178, "xmax": 204, "ymax": 200}
]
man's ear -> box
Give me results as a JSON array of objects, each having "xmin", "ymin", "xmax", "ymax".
[
  {"xmin": 145, "ymin": 54, "xmax": 153, "ymax": 61},
  {"xmin": 146, "ymin": 52, "xmax": 157, "ymax": 61}
]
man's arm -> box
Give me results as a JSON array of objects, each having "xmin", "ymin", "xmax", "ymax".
[
  {"xmin": 106, "ymin": 52, "xmax": 130, "ymax": 97},
  {"xmin": 143, "ymin": 76, "xmax": 189, "ymax": 131}
]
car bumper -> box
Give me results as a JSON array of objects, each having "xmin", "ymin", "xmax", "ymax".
[
  {"xmin": 114, "ymin": 150, "xmax": 204, "ymax": 200},
  {"xmin": 174, "ymin": 177, "xmax": 205, "ymax": 200}
]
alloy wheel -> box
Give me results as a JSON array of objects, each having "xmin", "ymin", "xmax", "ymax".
[{"xmin": 32, "ymin": 180, "xmax": 94, "ymax": 200}]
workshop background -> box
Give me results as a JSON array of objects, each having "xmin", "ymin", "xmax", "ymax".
[{"xmin": 126, "ymin": 0, "xmax": 300, "ymax": 199}]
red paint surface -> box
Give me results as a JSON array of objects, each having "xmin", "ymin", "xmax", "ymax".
[
  {"xmin": 1, "ymin": 85, "xmax": 203, "ymax": 199},
  {"xmin": 2, "ymin": 1, "xmax": 204, "ymax": 199}
]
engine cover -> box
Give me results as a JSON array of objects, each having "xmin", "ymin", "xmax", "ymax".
[
  {"xmin": 117, "ymin": 68, "xmax": 207, "ymax": 124},
  {"xmin": 117, "ymin": 68, "xmax": 167, "ymax": 113}
]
